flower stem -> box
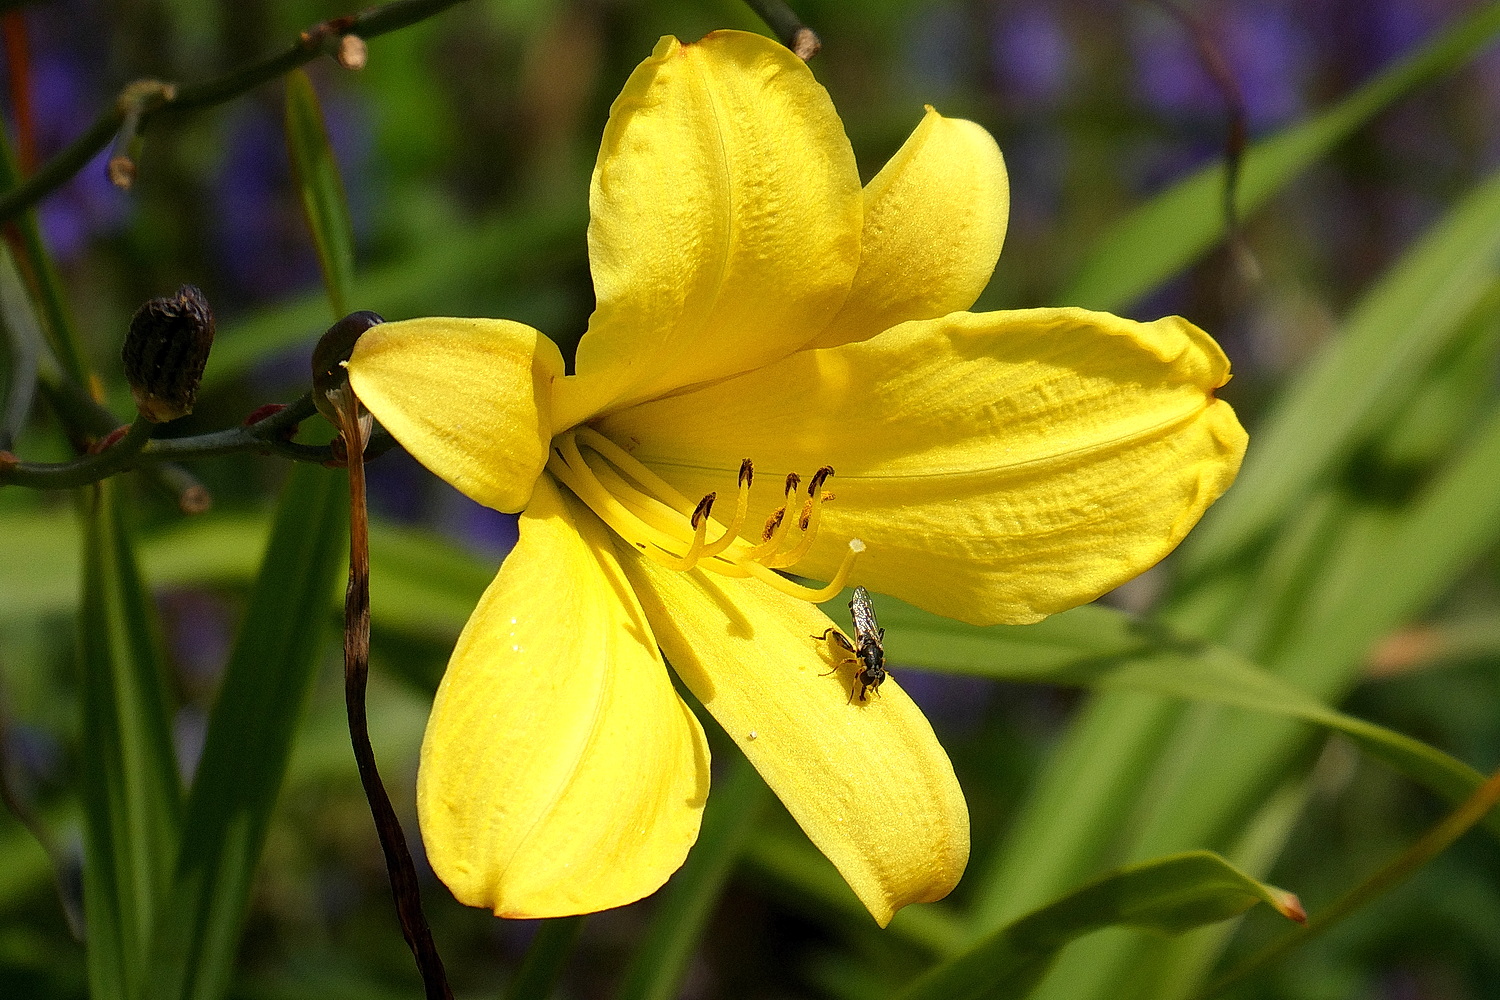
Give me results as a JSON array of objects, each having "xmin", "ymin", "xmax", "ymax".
[{"xmin": 334, "ymin": 381, "xmax": 452, "ymax": 1000}]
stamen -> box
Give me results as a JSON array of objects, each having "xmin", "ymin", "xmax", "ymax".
[
  {"xmin": 767, "ymin": 485, "xmax": 834, "ymax": 570},
  {"xmin": 657, "ymin": 494, "xmax": 715, "ymax": 572},
  {"xmin": 808, "ymin": 465, "xmax": 834, "ymax": 494},
  {"xmin": 574, "ymin": 425, "xmax": 698, "ymax": 515},
  {"xmin": 746, "ymin": 474, "xmax": 802, "ymax": 559},
  {"xmin": 741, "ymin": 539, "xmax": 864, "ymax": 602},
  {"xmin": 699, "ymin": 463, "xmax": 752, "ymax": 559}
]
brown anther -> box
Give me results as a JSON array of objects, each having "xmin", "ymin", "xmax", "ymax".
[
  {"xmin": 798, "ymin": 500, "xmax": 815, "ymax": 531},
  {"xmin": 784, "ymin": 472, "xmax": 801, "ymax": 495},
  {"xmin": 808, "ymin": 465, "xmax": 834, "ymax": 494},
  {"xmin": 691, "ymin": 492, "xmax": 717, "ymax": 529},
  {"xmin": 738, "ymin": 458, "xmax": 754, "ymax": 488},
  {"xmin": 89, "ymin": 425, "xmax": 131, "ymax": 454},
  {"xmin": 761, "ymin": 507, "xmax": 786, "ymax": 542}
]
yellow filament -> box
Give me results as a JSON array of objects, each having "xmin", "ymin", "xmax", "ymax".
[
  {"xmin": 546, "ymin": 442, "xmax": 687, "ymax": 555},
  {"xmin": 765, "ymin": 489, "xmax": 831, "ymax": 569},
  {"xmin": 574, "ymin": 426, "xmax": 697, "ymax": 515},
  {"xmin": 745, "ymin": 481, "xmax": 800, "ymax": 561},
  {"xmin": 699, "ymin": 470, "xmax": 752, "ymax": 559},
  {"xmin": 741, "ymin": 539, "xmax": 865, "ymax": 602}
]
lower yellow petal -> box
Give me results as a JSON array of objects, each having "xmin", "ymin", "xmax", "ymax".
[
  {"xmin": 348, "ymin": 317, "xmax": 564, "ymax": 514},
  {"xmin": 619, "ymin": 551, "xmax": 968, "ymax": 927},
  {"xmin": 597, "ymin": 308, "xmax": 1246, "ymax": 625},
  {"xmin": 417, "ymin": 475, "xmax": 709, "ymax": 917},
  {"xmin": 812, "ymin": 107, "xmax": 1009, "ymax": 349}
]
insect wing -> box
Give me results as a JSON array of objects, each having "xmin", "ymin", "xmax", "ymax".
[{"xmin": 849, "ymin": 585, "xmax": 880, "ymax": 641}]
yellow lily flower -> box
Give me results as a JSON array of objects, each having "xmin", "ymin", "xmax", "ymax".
[{"xmin": 346, "ymin": 30, "xmax": 1247, "ymax": 926}]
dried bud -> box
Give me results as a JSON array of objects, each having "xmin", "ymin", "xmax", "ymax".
[
  {"xmin": 313, "ymin": 310, "xmax": 384, "ymax": 425},
  {"xmin": 122, "ymin": 285, "xmax": 215, "ymax": 422}
]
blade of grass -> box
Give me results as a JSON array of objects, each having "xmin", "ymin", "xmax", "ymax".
[
  {"xmin": 1180, "ymin": 173, "xmax": 1500, "ymax": 574},
  {"xmin": 146, "ymin": 464, "xmax": 348, "ymax": 1000},
  {"xmin": 1063, "ymin": 1, "xmax": 1500, "ymax": 312},
  {"xmin": 616, "ymin": 754, "xmax": 770, "ymax": 1000},
  {"xmin": 76, "ymin": 479, "xmax": 183, "ymax": 999},
  {"xmin": 284, "ymin": 69, "xmax": 356, "ymax": 318},
  {"xmin": 894, "ymin": 852, "xmax": 1301, "ymax": 1000}
]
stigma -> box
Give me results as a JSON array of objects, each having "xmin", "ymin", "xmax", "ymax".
[{"xmin": 546, "ymin": 426, "xmax": 861, "ymax": 602}]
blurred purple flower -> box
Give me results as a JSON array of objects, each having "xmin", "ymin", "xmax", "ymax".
[
  {"xmin": 1134, "ymin": 2, "xmax": 1309, "ymax": 131},
  {"xmin": 27, "ymin": 52, "xmax": 131, "ymax": 261},
  {"xmin": 904, "ymin": 2, "xmax": 970, "ymax": 94},
  {"xmin": 992, "ymin": 4, "xmax": 1075, "ymax": 105}
]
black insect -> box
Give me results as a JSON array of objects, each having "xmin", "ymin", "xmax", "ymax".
[{"xmin": 813, "ymin": 585, "xmax": 887, "ymax": 703}]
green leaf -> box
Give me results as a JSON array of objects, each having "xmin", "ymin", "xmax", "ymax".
[
  {"xmin": 2, "ymin": 513, "xmax": 486, "ymax": 645},
  {"xmin": 1180, "ymin": 170, "xmax": 1500, "ymax": 573},
  {"xmin": 894, "ymin": 853, "xmax": 1300, "ymax": 1000},
  {"xmin": 147, "ymin": 464, "xmax": 348, "ymax": 1000},
  {"xmin": 617, "ymin": 755, "xmax": 770, "ymax": 1000},
  {"xmin": 284, "ymin": 69, "xmax": 357, "ymax": 318},
  {"xmin": 1063, "ymin": 2, "xmax": 1500, "ymax": 312},
  {"xmin": 884, "ymin": 600, "xmax": 1500, "ymax": 839},
  {"xmin": 76, "ymin": 479, "xmax": 183, "ymax": 1000}
]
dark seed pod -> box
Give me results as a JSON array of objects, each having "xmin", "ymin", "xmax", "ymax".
[
  {"xmin": 122, "ymin": 285, "xmax": 215, "ymax": 422},
  {"xmin": 312, "ymin": 310, "xmax": 384, "ymax": 424}
]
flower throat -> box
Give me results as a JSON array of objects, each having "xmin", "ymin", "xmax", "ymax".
[{"xmin": 546, "ymin": 425, "xmax": 862, "ymax": 601}]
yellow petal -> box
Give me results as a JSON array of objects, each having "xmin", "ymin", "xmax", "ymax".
[
  {"xmin": 552, "ymin": 30, "xmax": 862, "ymax": 428},
  {"xmin": 597, "ymin": 308, "xmax": 1247, "ymax": 625},
  {"xmin": 417, "ymin": 475, "xmax": 709, "ymax": 917},
  {"xmin": 348, "ymin": 317, "xmax": 564, "ymax": 514},
  {"xmin": 811, "ymin": 107, "xmax": 1009, "ymax": 349},
  {"xmin": 619, "ymin": 552, "xmax": 968, "ymax": 927}
]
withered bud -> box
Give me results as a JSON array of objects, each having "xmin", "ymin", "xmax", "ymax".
[
  {"xmin": 313, "ymin": 310, "xmax": 384, "ymax": 424},
  {"xmin": 123, "ymin": 285, "xmax": 215, "ymax": 422}
]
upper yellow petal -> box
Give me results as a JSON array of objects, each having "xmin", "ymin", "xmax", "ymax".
[
  {"xmin": 597, "ymin": 308, "xmax": 1247, "ymax": 625},
  {"xmin": 619, "ymin": 551, "xmax": 969, "ymax": 927},
  {"xmin": 552, "ymin": 30, "xmax": 863, "ymax": 428},
  {"xmin": 812, "ymin": 106, "xmax": 1009, "ymax": 349},
  {"xmin": 348, "ymin": 317, "xmax": 564, "ymax": 513},
  {"xmin": 417, "ymin": 475, "xmax": 710, "ymax": 917}
]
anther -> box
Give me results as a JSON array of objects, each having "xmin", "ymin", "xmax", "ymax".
[
  {"xmin": 808, "ymin": 466, "xmax": 834, "ymax": 494},
  {"xmin": 738, "ymin": 458, "xmax": 754, "ymax": 488},
  {"xmin": 761, "ymin": 507, "xmax": 785, "ymax": 542},
  {"xmin": 691, "ymin": 492, "xmax": 716, "ymax": 529},
  {"xmin": 784, "ymin": 472, "xmax": 801, "ymax": 496}
]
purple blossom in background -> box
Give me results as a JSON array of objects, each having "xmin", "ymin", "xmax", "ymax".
[
  {"xmin": 435, "ymin": 486, "xmax": 520, "ymax": 562},
  {"xmin": 1133, "ymin": 1, "xmax": 1309, "ymax": 131},
  {"xmin": 212, "ymin": 74, "xmax": 374, "ymax": 304},
  {"xmin": 27, "ymin": 53, "xmax": 131, "ymax": 261},
  {"xmin": 992, "ymin": 3, "xmax": 1074, "ymax": 105}
]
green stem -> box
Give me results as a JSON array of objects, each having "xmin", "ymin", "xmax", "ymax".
[
  {"xmin": 0, "ymin": 0, "xmax": 470, "ymax": 225},
  {"xmin": 0, "ymin": 393, "xmax": 397, "ymax": 489}
]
